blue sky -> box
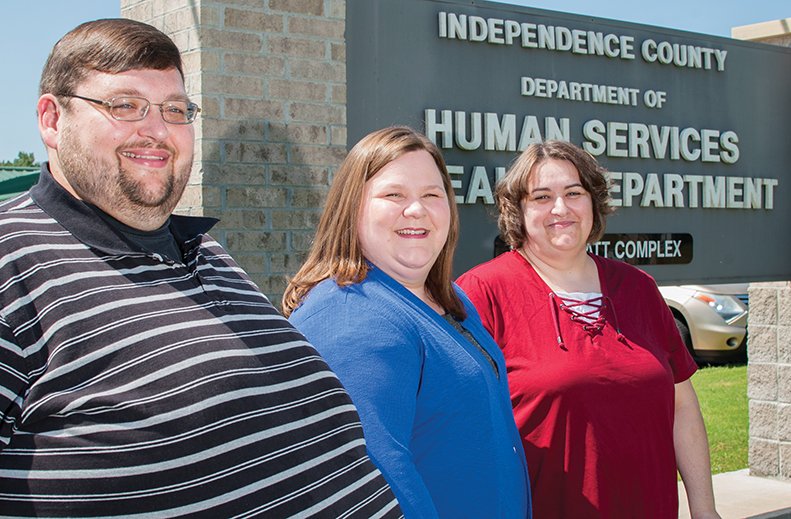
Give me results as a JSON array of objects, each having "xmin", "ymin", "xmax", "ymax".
[{"xmin": 1, "ymin": 1, "xmax": 787, "ymax": 163}]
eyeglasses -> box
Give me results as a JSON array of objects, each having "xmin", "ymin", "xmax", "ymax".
[{"xmin": 58, "ymin": 94, "xmax": 201, "ymax": 125}]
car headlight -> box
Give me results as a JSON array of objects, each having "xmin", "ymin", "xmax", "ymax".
[{"xmin": 693, "ymin": 292, "xmax": 745, "ymax": 321}]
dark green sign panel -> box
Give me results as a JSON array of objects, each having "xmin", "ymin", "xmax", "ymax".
[{"xmin": 347, "ymin": 0, "xmax": 791, "ymax": 283}]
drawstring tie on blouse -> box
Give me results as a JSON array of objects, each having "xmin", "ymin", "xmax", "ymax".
[{"xmin": 549, "ymin": 292, "xmax": 627, "ymax": 350}]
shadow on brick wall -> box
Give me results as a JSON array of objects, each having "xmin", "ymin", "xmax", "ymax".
[{"xmin": 200, "ymin": 119, "xmax": 344, "ymax": 310}]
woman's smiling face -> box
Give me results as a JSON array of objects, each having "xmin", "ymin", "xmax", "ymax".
[
  {"xmin": 357, "ymin": 150, "xmax": 451, "ymax": 289},
  {"xmin": 521, "ymin": 158, "xmax": 594, "ymax": 260}
]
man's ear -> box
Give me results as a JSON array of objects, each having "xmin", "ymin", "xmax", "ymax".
[{"xmin": 38, "ymin": 94, "xmax": 61, "ymax": 150}]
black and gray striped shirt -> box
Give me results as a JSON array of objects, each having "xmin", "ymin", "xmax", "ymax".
[{"xmin": 0, "ymin": 165, "xmax": 402, "ymax": 518}]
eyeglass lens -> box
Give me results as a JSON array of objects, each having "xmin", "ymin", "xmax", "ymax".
[{"xmin": 109, "ymin": 97, "xmax": 199, "ymax": 124}]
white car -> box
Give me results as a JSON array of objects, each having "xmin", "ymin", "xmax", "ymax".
[{"xmin": 658, "ymin": 284, "xmax": 748, "ymax": 363}]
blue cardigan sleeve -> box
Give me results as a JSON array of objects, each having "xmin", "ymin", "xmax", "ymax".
[{"xmin": 291, "ymin": 291, "xmax": 440, "ymax": 519}]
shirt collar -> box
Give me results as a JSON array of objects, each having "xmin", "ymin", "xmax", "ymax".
[{"xmin": 30, "ymin": 162, "xmax": 218, "ymax": 254}]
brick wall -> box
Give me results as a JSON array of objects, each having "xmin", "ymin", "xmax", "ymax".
[
  {"xmin": 121, "ymin": 0, "xmax": 346, "ymax": 304},
  {"xmin": 747, "ymin": 282, "xmax": 791, "ymax": 479}
]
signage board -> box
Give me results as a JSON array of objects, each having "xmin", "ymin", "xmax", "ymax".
[{"xmin": 347, "ymin": 0, "xmax": 791, "ymax": 283}]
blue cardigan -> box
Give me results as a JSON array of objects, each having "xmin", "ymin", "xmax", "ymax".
[{"xmin": 290, "ymin": 267, "xmax": 531, "ymax": 519}]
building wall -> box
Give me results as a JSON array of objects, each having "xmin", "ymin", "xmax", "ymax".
[
  {"xmin": 733, "ymin": 18, "xmax": 791, "ymax": 481},
  {"xmin": 121, "ymin": 0, "xmax": 346, "ymax": 304}
]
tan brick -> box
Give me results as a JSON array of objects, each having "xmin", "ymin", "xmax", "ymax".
[
  {"xmin": 162, "ymin": 7, "xmax": 196, "ymax": 34},
  {"xmin": 270, "ymin": 165, "xmax": 329, "ymax": 186},
  {"xmin": 749, "ymin": 438, "xmax": 779, "ymax": 477},
  {"xmin": 224, "ymin": 8, "xmax": 283, "ymax": 32},
  {"xmin": 331, "ymin": 84, "xmax": 346, "ymax": 104},
  {"xmin": 290, "ymin": 102, "xmax": 345, "ymax": 124},
  {"xmin": 270, "ymin": 0, "xmax": 323, "ymax": 15},
  {"xmin": 330, "ymin": 125, "xmax": 347, "ymax": 146},
  {"xmin": 779, "ymin": 327, "xmax": 791, "ymax": 363},
  {"xmin": 201, "ymin": 139, "xmax": 222, "ymax": 160},
  {"xmin": 177, "ymin": 184, "xmax": 203, "ymax": 208},
  {"xmin": 290, "ymin": 144, "xmax": 347, "ymax": 166},
  {"xmin": 272, "ymin": 210, "xmax": 322, "ymax": 230},
  {"xmin": 779, "ymin": 289, "xmax": 791, "ymax": 326},
  {"xmin": 226, "ymin": 186, "xmax": 288, "ymax": 208},
  {"xmin": 331, "ymin": 42, "xmax": 346, "ymax": 62},
  {"xmin": 224, "ymin": 142, "xmax": 287, "ymax": 164},
  {"xmin": 268, "ymin": 275, "xmax": 288, "ymax": 294},
  {"xmin": 291, "ymin": 230, "xmax": 317, "ymax": 251},
  {"xmin": 200, "ymin": 28, "xmax": 263, "ymax": 52},
  {"xmin": 202, "ymin": 119, "xmax": 266, "ymax": 140},
  {"xmin": 779, "ymin": 366, "xmax": 791, "ymax": 403},
  {"xmin": 268, "ymin": 36, "xmax": 327, "ymax": 59},
  {"xmin": 271, "ymin": 252, "xmax": 309, "ymax": 274},
  {"xmin": 178, "ymin": 184, "xmax": 221, "ymax": 209},
  {"xmin": 150, "ymin": 0, "xmax": 174, "ymax": 18},
  {"xmin": 224, "ymin": 53, "xmax": 285, "ymax": 76},
  {"xmin": 749, "ymin": 325, "xmax": 778, "ymax": 363},
  {"xmin": 781, "ymin": 443, "xmax": 791, "ymax": 479},
  {"xmin": 204, "ymin": 209, "xmax": 267, "ymax": 230},
  {"xmin": 208, "ymin": 164, "xmax": 267, "ymax": 185},
  {"xmin": 778, "ymin": 404, "xmax": 791, "ymax": 440},
  {"xmin": 170, "ymin": 31, "xmax": 192, "ymax": 54},
  {"xmin": 184, "ymin": 75, "xmax": 202, "ymax": 98},
  {"xmin": 270, "ymin": 79, "xmax": 327, "ymax": 102},
  {"xmin": 291, "ymin": 60, "xmax": 345, "ymax": 83},
  {"xmin": 750, "ymin": 286, "xmax": 778, "ymax": 325},
  {"xmin": 121, "ymin": 3, "xmax": 153, "ymax": 22},
  {"xmin": 292, "ymin": 188, "xmax": 329, "ymax": 209},
  {"xmin": 197, "ymin": 97, "xmax": 221, "ymax": 120},
  {"xmin": 246, "ymin": 272, "xmax": 281, "ymax": 292},
  {"xmin": 226, "ymin": 231, "xmax": 286, "ymax": 252},
  {"xmin": 260, "ymin": 276, "xmax": 289, "ymax": 307},
  {"xmin": 224, "ymin": 98, "xmax": 284, "ymax": 120},
  {"xmin": 196, "ymin": 5, "xmax": 221, "ymax": 26},
  {"xmin": 326, "ymin": 0, "xmax": 345, "ymax": 19},
  {"xmin": 203, "ymin": 74, "xmax": 264, "ymax": 97},
  {"xmin": 204, "ymin": 186, "xmax": 222, "ymax": 207},
  {"xmin": 750, "ymin": 401, "xmax": 777, "ymax": 439},
  {"xmin": 181, "ymin": 51, "xmax": 203, "ymax": 75},
  {"xmin": 268, "ymin": 123, "xmax": 329, "ymax": 145},
  {"xmin": 229, "ymin": 253, "xmax": 266, "ymax": 274},
  {"xmin": 748, "ymin": 363, "xmax": 778, "ymax": 400},
  {"xmin": 288, "ymin": 17, "xmax": 343, "ymax": 39},
  {"xmin": 218, "ymin": 0, "xmax": 264, "ymax": 7}
]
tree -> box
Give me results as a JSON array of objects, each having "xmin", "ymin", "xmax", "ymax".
[{"xmin": 1, "ymin": 151, "xmax": 38, "ymax": 168}]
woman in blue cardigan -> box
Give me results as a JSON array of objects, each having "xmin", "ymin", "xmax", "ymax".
[{"xmin": 283, "ymin": 126, "xmax": 530, "ymax": 519}]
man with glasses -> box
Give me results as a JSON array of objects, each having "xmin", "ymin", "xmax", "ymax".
[{"xmin": 0, "ymin": 18, "xmax": 401, "ymax": 518}]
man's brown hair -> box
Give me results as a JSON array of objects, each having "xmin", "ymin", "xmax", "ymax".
[{"xmin": 39, "ymin": 18, "xmax": 184, "ymax": 102}]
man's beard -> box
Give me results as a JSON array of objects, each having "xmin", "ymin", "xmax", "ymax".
[{"xmin": 57, "ymin": 125, "xmax": 191, "ymax": 224}]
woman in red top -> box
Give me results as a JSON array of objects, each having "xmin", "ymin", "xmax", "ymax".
[{"xmin": 457, "ymin": 140, "xmax": 720, "ymax": 518}]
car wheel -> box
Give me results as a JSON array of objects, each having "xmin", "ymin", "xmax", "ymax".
[{"xmin": 674, "ymin": 316, "xmax": 695, "ymax": 357}]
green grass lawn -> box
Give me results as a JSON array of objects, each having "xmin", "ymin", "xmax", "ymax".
[{"xmin": 690, "ymin": 364, "xmax": 748, "ymax": 474}]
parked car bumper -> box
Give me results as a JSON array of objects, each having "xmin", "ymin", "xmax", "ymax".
[{"xmin": 659, "ymin": 284, "xmax": 748, "ymax": 363}]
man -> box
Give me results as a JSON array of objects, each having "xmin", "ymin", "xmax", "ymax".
[{"xmin": 0, "ymin": 18, "xmax": 401, "ymax": 518}]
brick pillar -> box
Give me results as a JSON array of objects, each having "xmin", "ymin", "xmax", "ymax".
[
  {"xmin": 732, "ymin": 17, "xmax": 791, "ymax": 481},
  {"xmin": 121, "ymin": 0, "xmax": 347, "ymax": 304},
  {"xmin": 747, "ymin": 283, "xmax": 791, "ymax": 479}
]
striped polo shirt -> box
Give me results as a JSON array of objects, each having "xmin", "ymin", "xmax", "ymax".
[{"xmin": 0, "ymin": 164, "xmax": 402, "ymax": 518}]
